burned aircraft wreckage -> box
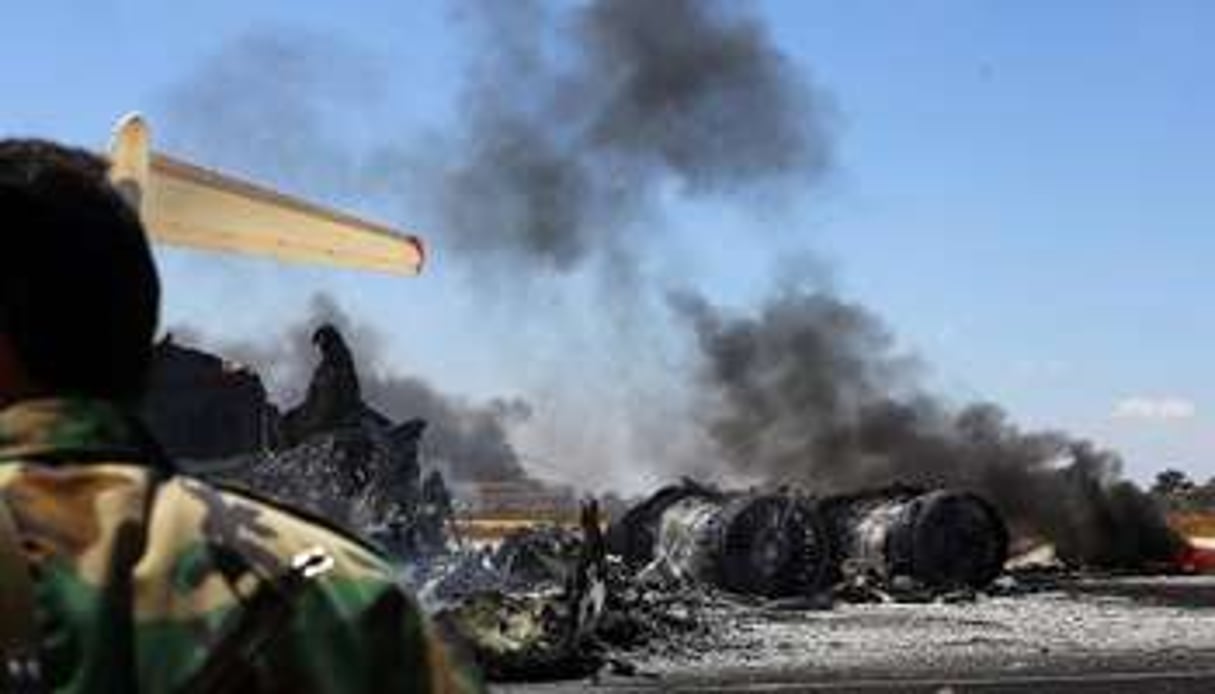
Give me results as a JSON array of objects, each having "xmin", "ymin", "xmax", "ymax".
[
  {"xmin": 142, "ymin": 325, "xmax": 1011, "ymax": 602},
  {"xmin": 142, "ymin": 327, "xmax": 456, "ymax": 557},
  {"xmin": 608, "ymin": 481, "xmax": 1008, "ymax": 599},
  {"xmin": 139, "ymin": 324, "xmax": 1207, "ymax": 683},
  {"xmin": 105, "ymin": 113, "xmax": 1200, "ymax": 682},
  {"xmin": 138, "ymin": 324, "xmax": 1031, "ymax": 680}
]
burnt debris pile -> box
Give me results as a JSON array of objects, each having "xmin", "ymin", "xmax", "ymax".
[
  {"xmin": 436, "ymin": 481, "xmax": 1011, "ymax": 682},
  {"xmin": 142, "ymin": 325, "xmax": 455, "ymax": 553},
  {"xmin": 609, "ymin": 480, "xmax": 832, "ymax": 598},
  {"xmin": 429, "ymin": 502, "xmax": 612, "ymax": 682},
  {"xmin": 820, "ymin": 486, "xmax": 1009, "ymax": 596},
  {"xmin": 138, "ymin": 320, "xmax": 1185, "ymax": 684},
  {"xmin": 609, "ymin": 480, "xmax": 1008, "ymax": 600}
]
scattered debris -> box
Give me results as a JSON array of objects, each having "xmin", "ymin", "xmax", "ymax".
[
  {"xmin": 432, "ymin": 502, "xmax": 610, "ymax": 681},
  {"xmin": 140, "ymin": 326, "xmax": 1208, "ymax": 684}
]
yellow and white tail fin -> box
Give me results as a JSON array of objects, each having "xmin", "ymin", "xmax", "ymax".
[{"xmin": 107, "ymin": 113, "xmax": 423, "ymax": 276}]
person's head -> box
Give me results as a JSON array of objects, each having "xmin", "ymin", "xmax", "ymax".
[{"xmin": 0, "ymin": 139, "xmax": 160, "ymax": 406}]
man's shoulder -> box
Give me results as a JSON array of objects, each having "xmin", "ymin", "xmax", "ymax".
[
  {"xmin": 145, "ymin": 475, "xmax": 484, "ymax": 692},
  {"xmin": 0, "ymin": 462, "xmax": 481, "ymax": 690},
  {"xmin": 149, "ymin": 473, "xmax": 396, "ymax": 585}
]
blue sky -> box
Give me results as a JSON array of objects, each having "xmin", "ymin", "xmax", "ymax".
[{"xmin": 1, "ymin": 1, "xmax": 1210, "ymax": 485}]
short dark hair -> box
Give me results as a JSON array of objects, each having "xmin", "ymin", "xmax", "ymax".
[{"xmin": 0, "ymin": 139, "xmax": 160, "ymax": 402}]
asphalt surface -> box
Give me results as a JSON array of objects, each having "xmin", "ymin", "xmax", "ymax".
[
  {"xmin": 640, "ymin": 655, "xmax": 1215, "ymax": 693},
  {"xmin": 495, "ymin": 575, "xmax": 1215, "ymax": 693},
  {"xmin": 658, "ymin": 669, "xmax": 1215, "ymax": 692},
  {"xmin": 505, "ymin": 665, "xmax": 1215, "ymax": 693}
]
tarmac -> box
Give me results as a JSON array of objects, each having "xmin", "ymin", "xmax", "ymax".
[{"xmin": 496, "ymin": 575, "xmax": 1215, "ymax": 692}]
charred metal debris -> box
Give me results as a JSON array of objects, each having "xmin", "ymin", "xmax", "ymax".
[
  {"xmin": 140, "ymin": 326, "xmax": 1038, "ymax": 682},
  {"xmin": 419, "ymin": 479, "xmax": 1011, "ymax": 681},
  {"xmin": 143, "ymin": 327, "xmax": 458, "ymax": 555},
  {"xmin": 608, "ymin": 480, "xmax": 1009, "ymax": 600}
]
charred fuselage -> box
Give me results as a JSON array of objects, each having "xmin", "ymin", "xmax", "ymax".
[
  {"xmin": 821, "ymin": 486, "xmax": 1008, "ymax": 590},
  {"xmin": 609, "ymin": 482, "xmax": 1009, "ymax": 598}
]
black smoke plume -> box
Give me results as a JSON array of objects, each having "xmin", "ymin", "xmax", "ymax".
[
  {"xmin": 672, "ymin": 285, "xmax": 1183, "ymax": 568},
  {"xmin": 158, "ymin": 1, "xmax": 835, "ymax": 275},
  {"xmin": 434, "ymin": 0, "xmax": 834, "ymax": 270}
]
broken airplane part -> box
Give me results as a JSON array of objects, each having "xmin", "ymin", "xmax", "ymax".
[
  {"xmin": 608, "ymin": 482, "xmax": 833, "ymax": 598},
  {"xmin": 609, "ymin": 482, "xmax": 1010, "ymax": 597},
  {"xmin": 656, "ymin": 492, "xmax": 833, "ymax": 598},
  {"xmin": 821, "ymin": 487, "xmax": 1009, "ymax": 590},
  {"xmin": 107, "ymin": 113, "xmax": 423, "ymax": 275}
]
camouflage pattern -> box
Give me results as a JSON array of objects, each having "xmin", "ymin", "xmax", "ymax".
[{"xmin": 0, "ymin": 397, "xmax": 482, "ymax": 693}]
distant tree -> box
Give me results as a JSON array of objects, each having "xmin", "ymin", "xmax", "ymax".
[{"xmin": 1153, "ymin": 468, "xmax": 1195, "ymax": 497}]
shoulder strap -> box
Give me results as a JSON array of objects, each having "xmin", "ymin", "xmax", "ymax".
[
  {"xmin": 0, "ymin": 495, "xmax": 44, "ymax": 693},
  {"xmin": 177, "ymin": 547, "xmax": 335, "ymax": 694}
]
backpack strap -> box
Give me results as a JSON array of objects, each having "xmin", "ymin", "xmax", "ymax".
[{"xmin": 0, "ymin": 495, "xmax": 44, "ymax": 693}]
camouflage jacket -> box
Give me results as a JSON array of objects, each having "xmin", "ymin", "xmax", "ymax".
[{"xmin": 0, "ymin": 398, "xmax": 481, "ymax": 693}]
